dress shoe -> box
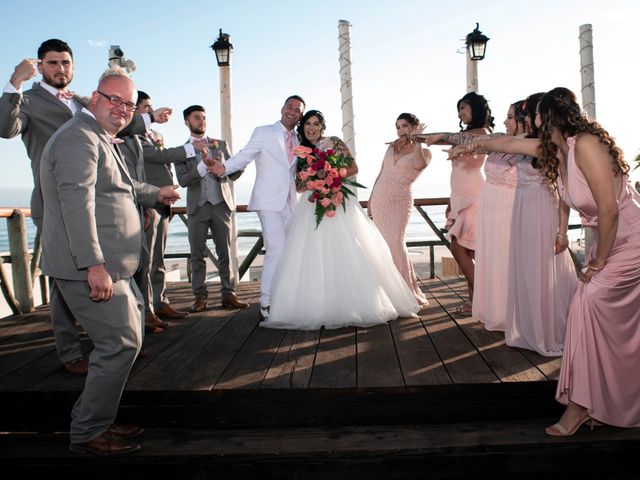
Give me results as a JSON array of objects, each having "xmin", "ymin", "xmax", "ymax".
[
  {"xmin": 145, "ymin": 313, "xmax": 169, "ymax": 328},
  {"xmin": 69, "ymin": 431, "xmax": 140, "ymax": 456},
  {"xmin": 221, "ymin": 294, "xmax": 250, "ymax": 309},
  {"xmin": 190, "ymin": 296, "xmax": 207, "ymax": 313},
  {"xmin": 259, "ymin": 305, "xmax": 270, "ymax": 320},
  {"xmin": 108, "ymin": 423, "xmax": 144, "ymax": 439},
  {"xmin": 154, "ymin": 304, "xmax": 188, "ymax": 319},
  {"xmin": 63, "ymin": 357, "xmax": 89, "ymax": 376}
]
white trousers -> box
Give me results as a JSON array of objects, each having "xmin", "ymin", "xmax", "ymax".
[{"xmin": 257, "ymin": 203, "xmax": 293, "ymax": 308}]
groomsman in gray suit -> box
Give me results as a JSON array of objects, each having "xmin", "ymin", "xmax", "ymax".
[
  {"xmin": 40, "ymin": 70, "xmax": 180, "ymax": 455},
  {"xmin": 175, "ymin": 105, "xmax": 248, "ymax": 312},
  {"xmin": 135, "ymin": 92, "xmax": 207, "ymax": 321},
  {"xmin": 0, "ymin": 39, "xmax": 170, "ymax": 375},
  {"xmin": 0, "ymin": 39, "xmax": 90, "ymax": 375}
]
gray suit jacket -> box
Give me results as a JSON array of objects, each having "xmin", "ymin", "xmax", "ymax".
[
  {"xmin": 140, "ymin": 131, "xmax": 185, "ymax": 188},
  {"xmin": 40, "ymin": 111, "xmax": 159, "ymax": 281},
  {"xmin": 0, "ymin": 82, "xmax": 147, "ymax": 226},
  {"xmin": 174, "ymin": 138, "xmax": 241, "ymax": 215}
]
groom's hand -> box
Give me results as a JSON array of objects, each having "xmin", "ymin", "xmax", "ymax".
[{"xmin": 208, "ymin": 158, "xmax": 226, "ymax": 177}]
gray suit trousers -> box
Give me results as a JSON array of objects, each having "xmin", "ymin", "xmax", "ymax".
[
  {"xmin": 58, "ymin": 277, "xmax": 143, "ymax": 444},
  {"xmin": 133, "ymin": 209, "xmax": 158, "ymax": 314},
  {"xmin": 145, "ymin": 209, "xmax": 171, "ymax": 309},
  {"xmin": 49, "ymin": 277, "xmax": 83, "ymax": 363},
  {"xmin": 187, "ymin": 201, "xmax": 235, "ymax": 298}
]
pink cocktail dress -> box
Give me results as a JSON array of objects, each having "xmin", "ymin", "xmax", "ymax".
[
  {"xmin": 446, "ymin": 151, "xmax": 485, "ymax": 249},
  {"xmin": 556, "ymin": 136, "xmax": 640, "ymax": 427},
  {"xmin": 370, "ymin": 146, "xmax": 428, "ymax": 305},
  {"xmin": 505, "ymin": 156, "xmax": 577, "ymax": 356},
  {"xmin": 472, "ymin": 153, "xmax": 517, "ymax": 330}
]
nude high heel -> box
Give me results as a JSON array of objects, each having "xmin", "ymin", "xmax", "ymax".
[{"xmin": 545, "ymin": 416, "xmax": 600, "ymax": 437}]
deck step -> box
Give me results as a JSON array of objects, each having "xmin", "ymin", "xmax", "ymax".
[{"xmin": 2, "ymin": 421, "xmax": 639, "ymax": 479}]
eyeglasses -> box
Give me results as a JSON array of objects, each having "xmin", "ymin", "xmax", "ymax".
[{"xmin": 96, "ymin": 91, "xmax": 137, "ymax": 112}]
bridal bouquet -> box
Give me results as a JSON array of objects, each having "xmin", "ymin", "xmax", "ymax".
[{"xmin": 295, "ymin": 144, "xmax": 365, "ymax": 228}]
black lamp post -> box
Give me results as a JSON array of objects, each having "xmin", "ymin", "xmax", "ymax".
[
  {"xmin": 210, "ymin": 29, "xmax": 233, "ymax": 67},
  {"xmin": 465, "ymin": 23, "xmax": 490, "ymax": 61}
]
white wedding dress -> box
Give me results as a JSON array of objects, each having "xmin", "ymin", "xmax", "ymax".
[{"xmin": 261, "ymin": 184, "xmax": 420, "ymax": 331}]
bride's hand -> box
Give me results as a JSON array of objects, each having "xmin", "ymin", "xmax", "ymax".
[{"xmin": 416, "ymin": 123, "xmax": 426, "ymax": 135}]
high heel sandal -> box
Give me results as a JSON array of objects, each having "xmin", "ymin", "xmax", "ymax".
[{"xmin": 545, "ymin": 416, "xmax": 600, "ymax": 437}]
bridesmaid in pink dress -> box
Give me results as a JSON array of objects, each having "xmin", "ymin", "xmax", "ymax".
[
  {"xmin": 474, "ymin": 87, "xmax": 640, "ymax": 434},
  {"xmin": 443, "ymin": 92, "xmax": 494, "ymax": 315},
  {"xmin": 369, "ymin": 113, "xmax": 431, "ymax": 306}
]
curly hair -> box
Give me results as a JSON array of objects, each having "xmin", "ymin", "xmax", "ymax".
[
  {"xmin": 457, "ymin": 92, "xmax": 494, "ymax": 132},
  {"xmin": 537, "ymin": 87, "xmax": 628, "ymax": 187}
]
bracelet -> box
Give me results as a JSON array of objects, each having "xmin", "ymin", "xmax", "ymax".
[
  {"xmin": 587, "ymin": 264, "xmax": 602, "ymax": 272},
  {"xmin": 556, "ymin": 233, "xmax": 567, "ymax": 240}
]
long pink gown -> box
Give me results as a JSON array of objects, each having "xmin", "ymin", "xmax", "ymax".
[
  {"xmin": 472, "ymin": 153, "xmax": 517, "ymax": 330},
  {"xmin": 370, "ymin": 146, "xmax": 428, "ymax": 305},
  {"xmin": 446, "ymin": 152, "xmax": 485, "ymax": 249},
  {"xmin": 556, "ymin": 136, "xmax": 640, "ymax": 427},
  {"xmin": 505, "ymin": 156, "xmax": 577, "ymax": 355}
]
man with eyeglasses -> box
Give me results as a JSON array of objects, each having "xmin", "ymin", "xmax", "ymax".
[
  {"xmin": 40, "ymin": 69, "xmax": 180, "ymax": 456},
  {"xmin": 0, "ymin": 39, "xmax": 172, "ymax": 376}
]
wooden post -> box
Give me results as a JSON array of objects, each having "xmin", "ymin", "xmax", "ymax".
[
  {"xmin": 579, "ymin": 24, "xmax": 596, "ymax": 256},
  {"xmin": 7, "ymin": 209, "xmax": 34, "ymax": 313},
  {"xmin": 466, "ymin": 53, "xmax": 478, "ymax": 93},
  {"xmin": 218, "ymin": 52, "xmax": 240, "ymax": 290},
  {"xmin": 338, "ymin": 20, "xmax": 357, "ymax": 159}
]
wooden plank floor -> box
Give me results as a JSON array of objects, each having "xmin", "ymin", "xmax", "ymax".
[
  {"xmin": 0, "ymin": 276, "xmax": 561, "ymax": 393},
  {"xmin": 0, "ymin": 275, "xmax": 566, "ymax": 430}
]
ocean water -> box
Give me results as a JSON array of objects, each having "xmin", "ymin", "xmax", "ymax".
[
  {"xmin": 0, "ymin": 187, "xmax": 449, "ymax": 256},
  {"xmin": 0, "ymin": 186, "xmax": 586, "ymax": 257}
]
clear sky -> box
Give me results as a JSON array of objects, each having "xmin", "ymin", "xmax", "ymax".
[{"xmin": 1, "ymin": 0, "xmax": 638, "ymax": 206}]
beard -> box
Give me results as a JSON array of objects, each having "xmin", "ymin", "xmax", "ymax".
[
  {"xmin": 190, "ymin": 126, "xmax": 205, "ymax": 136},
  {"xmin": 42, "ymin": 71, "xmax": 72, "ymax": 89}
]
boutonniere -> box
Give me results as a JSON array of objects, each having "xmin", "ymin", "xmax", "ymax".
[{"xmin": 210, "ymin": 139, "xmax": 220, "ymax": 150}]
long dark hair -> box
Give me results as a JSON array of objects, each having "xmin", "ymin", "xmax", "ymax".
[
  {"xmin": 457, "ymin": 92, "xmax": 494, "ymax": 132},
  {"xmin": 537, "ymin": 87, "xmax": 628, "ymax": 186},
  {"xmin": 521, "ymin": 92, "xmax": 544, "ymax": 168},
  {"xmin": 297, "ymin": 109, "xmax": 326, "ymax": 149}
]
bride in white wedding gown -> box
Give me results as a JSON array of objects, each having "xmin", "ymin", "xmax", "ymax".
[{"xmin": 261, "ymin": 110, "xmax": 420, "ymax": 330}]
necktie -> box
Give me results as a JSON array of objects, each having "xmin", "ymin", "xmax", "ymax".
[
  {"xmin": 285, "ymin": 130, "xmax": 294, "ymax": 164},
  {"xmin": 56, "ymin": 90, "xmax": 74, "ymax": 100}
]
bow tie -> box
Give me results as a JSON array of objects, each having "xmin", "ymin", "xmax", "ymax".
[
  {"xmin": 109, "ymin": 137, "xmax": 124, "ymax": 144},
  {"xmin": 56, "ymin": 90, "xmax": 74, "ymax": 100}
]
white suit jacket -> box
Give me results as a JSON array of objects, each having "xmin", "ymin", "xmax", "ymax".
[{"xmin": 223, "ymin": 122, "xmax": 298, "ymax": 212}]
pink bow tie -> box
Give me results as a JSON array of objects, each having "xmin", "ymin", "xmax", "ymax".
[
  {"xmin": 56, "ymin": 90, "xmax": 74, "ymax": 100},
  {"xmin": 109, "ymin": 137, "xmax": 124, "ymax": 144}
]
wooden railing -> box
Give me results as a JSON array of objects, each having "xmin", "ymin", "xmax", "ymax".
[{"xmin": 0, "ymin": 196, "xmax": 588, "ymax": 316}]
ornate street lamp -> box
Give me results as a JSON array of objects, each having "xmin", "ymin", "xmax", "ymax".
[
  {"xmin": 465, "ymin": 23, "xmax": 490, "ymax": 61},
  {"xmin": 210, "ymin": 29, "xmax": 233, "ymax": 67},
  {"xmin": 464, "ymin": 23, "xmax": 490, "ymax": 92}
]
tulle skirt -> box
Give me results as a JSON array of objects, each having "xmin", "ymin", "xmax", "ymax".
[{"xmin": 262, "ymin": 197, "xmax": 420, "ymax": 330}]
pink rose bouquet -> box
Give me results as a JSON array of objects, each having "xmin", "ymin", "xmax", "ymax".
[{"xmin": 294, "ymin": 144, "xmax": 365, "ymax": 228}]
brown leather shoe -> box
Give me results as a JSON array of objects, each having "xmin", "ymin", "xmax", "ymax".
[
  {"xmin": 69, "ymin": 431, "xmax": 141, "ymax": 456},
  {"xmin": 108, "ymin": 423, "xmax": 144, "ymax": 438},
  {"xmin": 190, "ymin": 296, "xmax": 207, "ymax": 313},
  {"xmin": 221, "ymin": 294, "xmax": 250, "ymax": 309},
  {"xmin": 154, "ymin": 304, "xmax": 188, "ymax": 319},
  {"xmin": 64, "ymin": 357, "xmax": 89, "ymax": 376},
  {"xmin": 146, "ymin": 313, "xmax": 169, "ymax": 328}
]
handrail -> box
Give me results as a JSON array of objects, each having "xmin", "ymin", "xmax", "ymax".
[{"xmin": 0, "ymin": 196, "xmax": 588, "ymax": 316}]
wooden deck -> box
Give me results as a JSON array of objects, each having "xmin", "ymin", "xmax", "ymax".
[
  {"xmin": 0, "ymin": 275, "xmax": 564, "ymax": 428},
  {"xmin": 2, "ymin": 276, "xmax": 640, "ymax": 478}
]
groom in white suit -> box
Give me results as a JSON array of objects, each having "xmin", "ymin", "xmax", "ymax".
[{"xmin": 210, "ymin": 95, "xmax": 304, "ymax": 318}]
